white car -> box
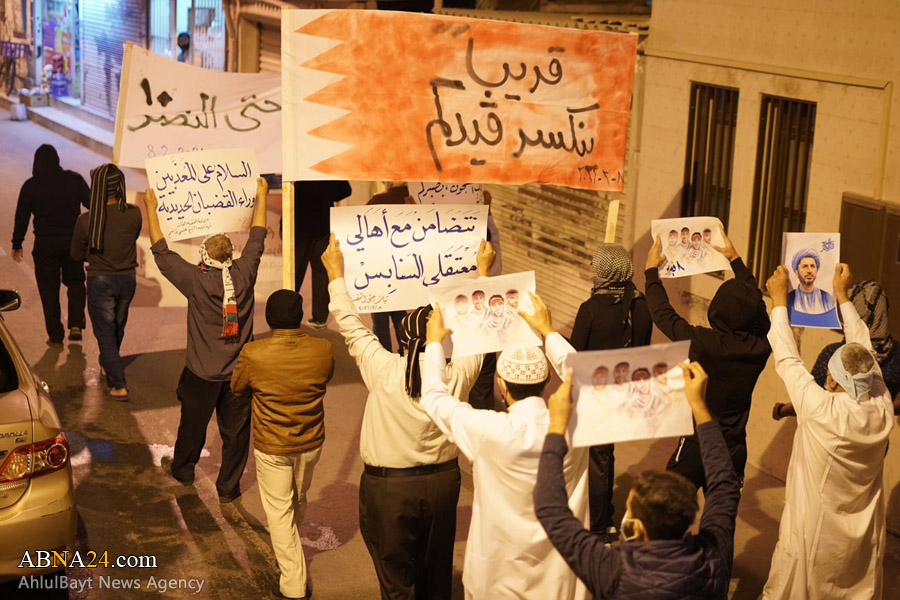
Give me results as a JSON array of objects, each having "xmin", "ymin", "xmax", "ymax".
[{"xmin": 0, "ymin": 290, "xmax": 77, "ymax": 582}]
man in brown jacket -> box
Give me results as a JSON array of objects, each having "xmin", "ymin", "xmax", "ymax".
[{"xmin": 231, "ymin": 289, "xmax": 334, "ymax": 600}]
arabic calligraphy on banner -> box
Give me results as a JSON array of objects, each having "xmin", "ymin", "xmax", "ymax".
[
  {"xmin": 332, "ymin": 204, "xmax": 488, "ymax": 313},
  {"xmin": 146, "ymin": 148, "xmax": 259, "ymax": 242},
  {"xmin": 409, "ymin": 182, "xmax": 484, "ymax": 205},
  {"xmin": 282, "ymin": 10, "xmax": 637, "ymax": 190},
  {"xmin": 114, "ymin": 42, "xmax": 282, "ymax": 173}
]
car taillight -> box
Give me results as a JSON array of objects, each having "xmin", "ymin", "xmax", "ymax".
[{"xmin": 0, "ymin": 432, "xmax": 69, "ymax": 483}]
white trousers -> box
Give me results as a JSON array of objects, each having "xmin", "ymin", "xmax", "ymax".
[{"xmin": 255, "ymin": 446, "xmax": 322, "ymax": 598}]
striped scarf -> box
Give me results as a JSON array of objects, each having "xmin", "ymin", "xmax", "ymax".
[
  {"xmin": 88, "ymin": 164, "xmax": 127, "ymax": 253},
  {"xmin": 397, "ymin": 305, "xmax": 433, "ymax": 399},
  {"xmin": 199, "ymin": 237, "xmax": 239, "ymax": 341}
]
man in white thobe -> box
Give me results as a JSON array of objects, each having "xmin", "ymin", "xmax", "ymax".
[
  {"xmin": 763, "ymin": 263, "xmax": 893, "ymax": 599},
  {"xmin": 421, "ymin": 295, "xmax": 589, "ymax": 600}
]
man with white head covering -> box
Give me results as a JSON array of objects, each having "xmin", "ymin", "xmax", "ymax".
[
  {"xmin": 143, "ymin": 180, "xmax": 268, "ymax": 502},
  {"xmin": 762, "ymin": 263, "xmax": 893, "ymax": 599},
  {"xmin": 787, "ymin": 247, "xmax": 838, "ymax": 327},
  {"xmin": 422, "ymin": 294, "xmax": 589, "ymax": 600}
]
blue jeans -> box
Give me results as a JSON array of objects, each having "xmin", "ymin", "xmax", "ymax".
[{"xmin": 87, "ymin": 274, "xmax": 136, "ymax": 389}]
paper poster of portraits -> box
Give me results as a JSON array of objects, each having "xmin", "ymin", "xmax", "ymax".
[
  {"xmin": 429, "ymin": 272, "xmax": 541, "ymax": 357},
  {"xmin": 782, "ymin": 232, "xmax": 841, "ymax": 329},
  {"xmin": 650, "ymin": 217, "xmax": 732, "ymax": 278},
  {"xmin": 563, "ymin": 340, "xmax": 693, "ymax": 447}
]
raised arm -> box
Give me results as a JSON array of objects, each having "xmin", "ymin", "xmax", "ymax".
[
  {"xmin": 833, "ymin": 264, "xmax": 872, "ymax": 351},
  {"xmin": 519, "ymin": 291, "xmax": 575, "ymax": 377},
  {"xmin": 643, "ymin": 235, "xmax": 696, "ymax": 342},
  {"xmin": 534, "ymin": 371, "xmax": 618, "ymax": 598},
  {"xmin": 143, "ymin": 188, "xmax": 165, "ymax": 246},
  {"xmin": 321, "ymin": 234, "xmax": 396, "ymax": 386},
  {"xmin": 251, "ymin": 177, "xmax": 268, "ymax": 230},
  {"xmin": 765, "ymin": 266, "xmax": 824, "ymax": 419},
  {"xmin": 143, "ymin": 188, "xmax": 194, "ymax": 297},
  {"xmin": 683, "ymin": 362, "xmax": 740, "ymax": 573}
]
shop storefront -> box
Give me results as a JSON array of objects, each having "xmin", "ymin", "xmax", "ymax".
[{"xmin": 37, "ymin": 0, "xmax": 79, "ymax": 97}]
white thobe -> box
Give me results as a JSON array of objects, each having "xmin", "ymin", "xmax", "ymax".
[
  {"xmin": 763, "ymin": 302, "xmax": 894, "ymax": 599},
  {"xmin": 421, "ymin": 333, "xmax": 589, "ymax": 600}
]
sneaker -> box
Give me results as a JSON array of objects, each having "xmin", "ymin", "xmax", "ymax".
[
  {"xmin": 108, "ymin": 387, "xmax": 129, "ymax": 401},
  {"xmin": 271, "ymin": 580, "xmax": 312, "ymax": 600},
  {"xmin": 308, "ymin": 320, "xmax": 327, "ymax": 330},
  {"xmin": 46, "ymin": 339, "xmax": 64, "ymax": 348},
  {"xmin": 219, "ymin": 493, "xmax": 241, "ymax": 504},
  {"xmin": 161, "ymin": 456, "xmax": 194, "ymax": 486},
  {"xmin": 68, "ymin": 327, "xmax": 82, "ymax": 341}
]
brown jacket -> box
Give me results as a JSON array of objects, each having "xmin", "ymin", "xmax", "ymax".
[{"xmin": 231, "ymin": 329, "xmax": 335, "ymax": 455}]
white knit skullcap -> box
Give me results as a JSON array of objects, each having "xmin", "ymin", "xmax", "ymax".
[{"xmin": 497, "ymin": 344, "xmax": 549, "ymax": 384}]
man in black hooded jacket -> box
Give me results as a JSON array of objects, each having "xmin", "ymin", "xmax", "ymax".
[
  {"xmin": 12, "ymin": 145, "xmax": 90, "ymax": 345},
  {"xmin": 644, "ymin": 227, "xmax": 770, "ymax": 489}
]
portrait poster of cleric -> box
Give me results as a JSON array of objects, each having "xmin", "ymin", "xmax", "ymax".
[
  {"xmin": 429, "ymin": 272, "xmax": 541, "ymax": 357},
  {"xmin": 650, "ymin": 217, "xmax": 732, "ymax": 278},
  {"xmin": 782, "ymin": 232, "xmax": 841, "ymax": 329},
  {"xmin": 563, "ymin": 340, "xmax": 693, "ymax": 447}
]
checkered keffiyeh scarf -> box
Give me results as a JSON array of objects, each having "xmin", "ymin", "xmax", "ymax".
[
  {"xmin": 88, "ymin": 164, "xmax": 127, "ymax": 253},
  {"xmin": 199, "ymin": 237, "xmax": 239, "ymax": 341},
  {"xmin": 397, "ymin": 305, "xmax": 433, "ymax": 400},
  {"xmin": 590, "ymin": 243, "xmax": 635, "ymax": 299},
  {"xmin": 851, "ymin": 280, "xmax": 893, "ymax": 361}
]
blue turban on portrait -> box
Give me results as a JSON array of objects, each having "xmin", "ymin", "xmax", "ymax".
[{"xmin": 791, "ymin": 247, "xmax": 821, "ymax": 272}]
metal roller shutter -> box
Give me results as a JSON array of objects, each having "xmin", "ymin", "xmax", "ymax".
[
  {"xmin": 82, "ymin": 0, "xmax": 146, "ymax": 117},
  {"xmin": 259, "ymin": 23, "xmax": 279, "ymax": 73},
  {"xmin": 486, "ymin": 183, "xmax": 626, "ymax": 335}
]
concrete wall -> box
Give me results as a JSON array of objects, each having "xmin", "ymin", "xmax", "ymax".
[{"xmin": 631, "ymin": 0, "xmax": 900, "ymax": 528}]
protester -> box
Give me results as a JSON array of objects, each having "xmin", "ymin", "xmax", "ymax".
[
  {"xmin": 644, "ymin": 227, "xmax": 770, "ymax": 489},
  {"xmin": 177, "ymin": 32, "xmax": 191, "ymax": 63},
  {"xmin": 321, "ymin": 233, "xmax": 489, "ymax": 600},
  {"xmin": 774, "ymin": 278, "xmax": 900, "ymax": 419},
  {"xmin": 144, "ymin": 178, "xmax": 268, "ymax": 502},
  {"xmin": 70, "ymin": 164, "xmax": 141, "ymax": 400},
  {"xmin": 421, "ymin": 292, "xmax": 589, "ymax": 600},
  {"xmin": 468, "ymin": 189, "xmax": 503, "ymax": 410},
  {"xmin": 12, "ymin": 144, "xmax": 90, "ymax": 346},
  {"xmin": 293, "ymin": 180, "xmax": 352, "ymax": 328},
  {"xmin": 231, "ymin": 289, "xmax": 334, "ymax": 600},
  {"xmin": 365, "ymin": 182, "xmax": 415, "ymax": 352},
  {"xmin": 762, "ymin": 263, "xmax": 893, "ymax": 598},
  {"xmin": 533, "ymin": 360, "xmax": 739, "ymax": 598},
  {"xmin": 570, "ymin": 243, "xmax": 652, "ymax": 539}
]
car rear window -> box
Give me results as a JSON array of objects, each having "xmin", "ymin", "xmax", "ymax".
[{"xmin": 0, "ymin": 338, "xmax": 18, "ymax": 393}]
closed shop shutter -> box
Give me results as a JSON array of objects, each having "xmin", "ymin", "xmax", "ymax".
[
  {"xmin": 486, "ymin": 183, "xmax": 626, "ymax": 335},
  {"xmin": 82, "ymin": 0, "xmax": 146, "ymax": 117},
  {"xmin": 259, "ymin": 23, "xmax": 280, "ymax": 73}
]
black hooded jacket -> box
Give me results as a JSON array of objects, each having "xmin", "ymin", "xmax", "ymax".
[
  {"xmin": 12, "ymin": 145, "xmax": 90, "ymax": 250},
  {"xmin": 644, "ymin": 258, "xmax": 771, "ymax": 418}
]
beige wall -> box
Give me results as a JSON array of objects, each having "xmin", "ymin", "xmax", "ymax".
[{"xmin": 631, "ymin": 0, "xmax": 900, "ymax": 528}]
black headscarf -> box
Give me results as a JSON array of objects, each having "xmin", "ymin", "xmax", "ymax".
[
  {"xmin": 397, "ymin": 305, "xmax": 433, "ymax": 399},
  {"xmin": 708, "ymin": 278, "xmax": 769, "ymax": 337},
  {"xmin": 32, "ymin": 144, "xmax": 61, "ymax": 177},
  {"xmin": 266, "ymin": 290, "xmax": 303, "ymax": 330},
  {"xmin": 88, "ymin": 164, "xmax": 127, "ymax": 253}
]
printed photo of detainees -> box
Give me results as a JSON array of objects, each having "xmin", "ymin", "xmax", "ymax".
[{"xmin": 650, "ymin": 216, "xmax": 733, "ymax": 278}]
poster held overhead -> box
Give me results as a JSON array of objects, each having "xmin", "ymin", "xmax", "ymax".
[
  {"xmin": 429, "ymin": 272, "xmax": 541, "ymax": 357},
  {"xmin": 564, "ymin": 340, "xmax": 693, "ymax": 447},
  {"xmin": 145, "ymin": 148, "xmax": 259, "ymax": 242},
  {"xmin": 281, "ymin": 10, "xmax": 637, "ymax": 190},
  {"xmin": 650, "ymin": 217, "xmax": 732, "ymax": 278},
  {"xmin": 782, "ymin": 232, "xmax": 841, "ymax": 329},
  {"xmin": 114, "ymin": 43, "xmax": 282, "ymax": 173},
  {"xmin": 331, "ymin": 204, "xmax": 488, "ymax": 313}
]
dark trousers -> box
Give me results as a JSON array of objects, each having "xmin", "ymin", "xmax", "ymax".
[
  {"xmin": 588, "ymin": 444, "xmax": 615, "ymax": 532},
  {"xmin": 667, "ymin": 409, "xmax": 750, "ymax": 490},
  {"xmin": 87, "ymin": 274, "xmax": 136, "ymax": 389},
  {"xmin": 468, "ymin": 352, "xmax": 497, "ymax": 410},
  {"xmin": 32, "ymin": 236, "xmax": 85, "ymax": 341},
  {"xmin": 294, "ymin": 235, "xmax": 330, "ymax": 323},
  {"xmin": 173, "ymin": 367, "xmax": 251, "ymax": 498},
  {"xmin": 359, "ymin": 465, "xmax": 461, "ymax": 600},
  {"xmin": 372, "ymin": 311, "xmax": 406, "ymax": 353}
]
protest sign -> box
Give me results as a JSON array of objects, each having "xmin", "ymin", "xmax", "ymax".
[
  {"xmin": 782, "ymin": 232, "xmax": 841, "ymax": 329},
  {"xmin": 650, "ymin": 217, "xmax": 732, "ymax": 278},
  {"xmin": 282, "ymin": 10, "xmax": 637, "ymax": 190},
  {"xmin": 430, "ymin": 272, "xmax": 540, "ymax": 357},
  {"xmin": 145, "ymin": 148, "xmax": 258, "ymax": 242},
  {"xmin": 114, "ymin": 43, "xmax": 282, "ymax": 173},
  {"xmin": 409, "ymin": 182, "xmax": 484, "ymax": 205},
  {"xmin": 564, "ymin": 340, "xmax": 693, "ymax": 447},
  {"xmin": 332, "ymin": 204, "xmax": 488, "ymax": 313}
]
